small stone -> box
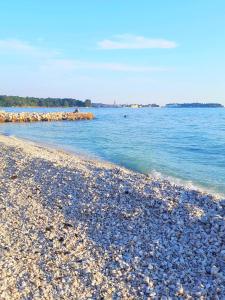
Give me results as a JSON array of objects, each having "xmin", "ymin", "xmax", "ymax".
[
  {"xmin": 177, "ymin": 286, "xmax": 184, "ymax": 296},
  {"xmin": 211, "ymin": 265, "xmax": 219, "ymax": 275},
  {"xmin": 148, "ymin": 264, "xmax": 154, "ymax": 270},
  {"xmin": 220, "ymin": 249, "xmax": 225, "ymax": 258}
]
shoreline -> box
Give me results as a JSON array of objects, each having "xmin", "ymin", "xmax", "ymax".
[
  {"xmin": 1, "ymin": 132, "xmax": 223, "ymax": 199},
  {"xmin": 0, "ymin": 134, "xmax": 224, "ymax": 299}
]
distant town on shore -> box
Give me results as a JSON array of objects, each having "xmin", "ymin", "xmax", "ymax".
[{"xmin": 0, "ymin": 95, "xmax": 223, "ymax": 108}]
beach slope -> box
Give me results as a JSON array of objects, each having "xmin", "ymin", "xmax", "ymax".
[{"xmin": 0, "ymin": 135, "xmax": 224, "ymax": 299}]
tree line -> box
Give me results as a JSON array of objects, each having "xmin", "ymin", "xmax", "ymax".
[{"xmin": 0, "ymin": 95, "xmax": 92, "ymax": 107}]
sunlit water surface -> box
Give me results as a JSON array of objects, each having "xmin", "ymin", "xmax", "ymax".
[{"xmin": 1, "ymin": 107, "xmax": 225, "ymax": 195}]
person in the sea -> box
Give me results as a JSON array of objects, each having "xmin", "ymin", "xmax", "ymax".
[{"xmin": 74, "ymin": 108, "xmax": 79, "ymax": 113}]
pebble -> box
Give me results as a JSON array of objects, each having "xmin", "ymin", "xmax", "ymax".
[{"xmin": 0, "ymin": 134, "xmax": 224, "ymax": 299}]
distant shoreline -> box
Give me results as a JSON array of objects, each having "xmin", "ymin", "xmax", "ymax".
[
  {"xmin": 1, "ymin": 95, "xmax": 224, "ymax": 108},
  {"xmin": 1, "ymin": 105, "xmax": 224, "ymax": 109},
  {"xmin": 0, "ymin": 106, "xmax": 90, "ymax": 109}
]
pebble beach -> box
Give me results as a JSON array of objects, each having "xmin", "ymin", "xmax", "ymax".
[{"xmin": 0, "ymin": 134, "xmax": 224, "ymax": 299}]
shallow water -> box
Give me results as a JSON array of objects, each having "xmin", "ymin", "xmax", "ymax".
[{"xmin": 1, "ymin": 107, "xmax": 225, "ymax": 195}]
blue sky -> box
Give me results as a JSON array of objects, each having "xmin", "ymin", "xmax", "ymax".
[{"xmin": 0, "ymin": 0, "xmax": 225, "ymax": 104}]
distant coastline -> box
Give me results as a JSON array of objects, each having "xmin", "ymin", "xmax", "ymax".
[
  {"xmin": 0, "ymin": 95, "xmax": 224, "ymax": 108},
  {"xmin": 165, "ymin": 103, "xmax": 224, "ymax": 108},
  {"xmin": 0, "ymin": 95, "xmax": 92, "ymax": 108}
]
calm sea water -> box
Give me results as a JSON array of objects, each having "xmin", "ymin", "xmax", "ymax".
[{"xmin": 1, "ymin": 107, "xmax": 225, "ymax": 195}]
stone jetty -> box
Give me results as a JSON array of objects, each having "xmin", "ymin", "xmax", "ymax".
[{"xmin": 0, "ymin": 111, "xmax": 94, "ymax": 123}]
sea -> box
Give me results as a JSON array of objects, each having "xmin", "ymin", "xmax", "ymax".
[{"xmin": 1, "ymin": 107, "xmax": 225, "ymax": 196}]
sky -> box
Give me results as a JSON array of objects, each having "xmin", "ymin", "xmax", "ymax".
[{"xmin": 0, "ymin": 0, "xmax": 225, "ymax": 105}]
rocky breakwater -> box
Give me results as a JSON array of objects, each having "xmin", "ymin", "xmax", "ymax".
[{"xmin": 0, "ymin": 111, "xmax": 94, "ymax": 123}]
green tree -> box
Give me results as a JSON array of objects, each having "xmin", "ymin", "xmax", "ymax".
[{"xmin": 84, "ymin": 99, "xmax": 92, "ymax": 107}]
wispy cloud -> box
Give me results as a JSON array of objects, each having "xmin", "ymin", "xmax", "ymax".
[
  {"xmin": 0, "ymin": 39, "xmax": 58, "ymax": 57},
  {"xmin": 0, "ymin": 38, "xmax": 171, "ymax": 73},
  {"xmin": 98, "ymin": 34, "xmax": 177, "ymax": 49},
  {"xmin": 42, "ymin": 59, "xmax": 167, "ymax": 72}
]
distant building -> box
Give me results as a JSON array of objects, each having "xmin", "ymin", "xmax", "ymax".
[
  {"xmin": 142, "ymin": 104, "xmax": 160, "ymax": 108},
  {"xmin": 92, "ymin": 102, "xmax": 160, "ymax": 108},
  {"xmin": 92, "ymin": 102, "xmax": 121, "ymax": 108},
  {"xmin": 130, "ymin": 104, "xmax": 141, "ymax": 108}
]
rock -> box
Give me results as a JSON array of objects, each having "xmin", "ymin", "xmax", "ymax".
[
  {"xmin": 0, "ymin": 111, "xmax": 94, "ymax": 123},
  {"xmin": 0, "ymin": 134, "xmax": 225, "ymax": 299},
  {"xmin": 211, "ymin": 265, "xmax": 220, "ymax": 275}
]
